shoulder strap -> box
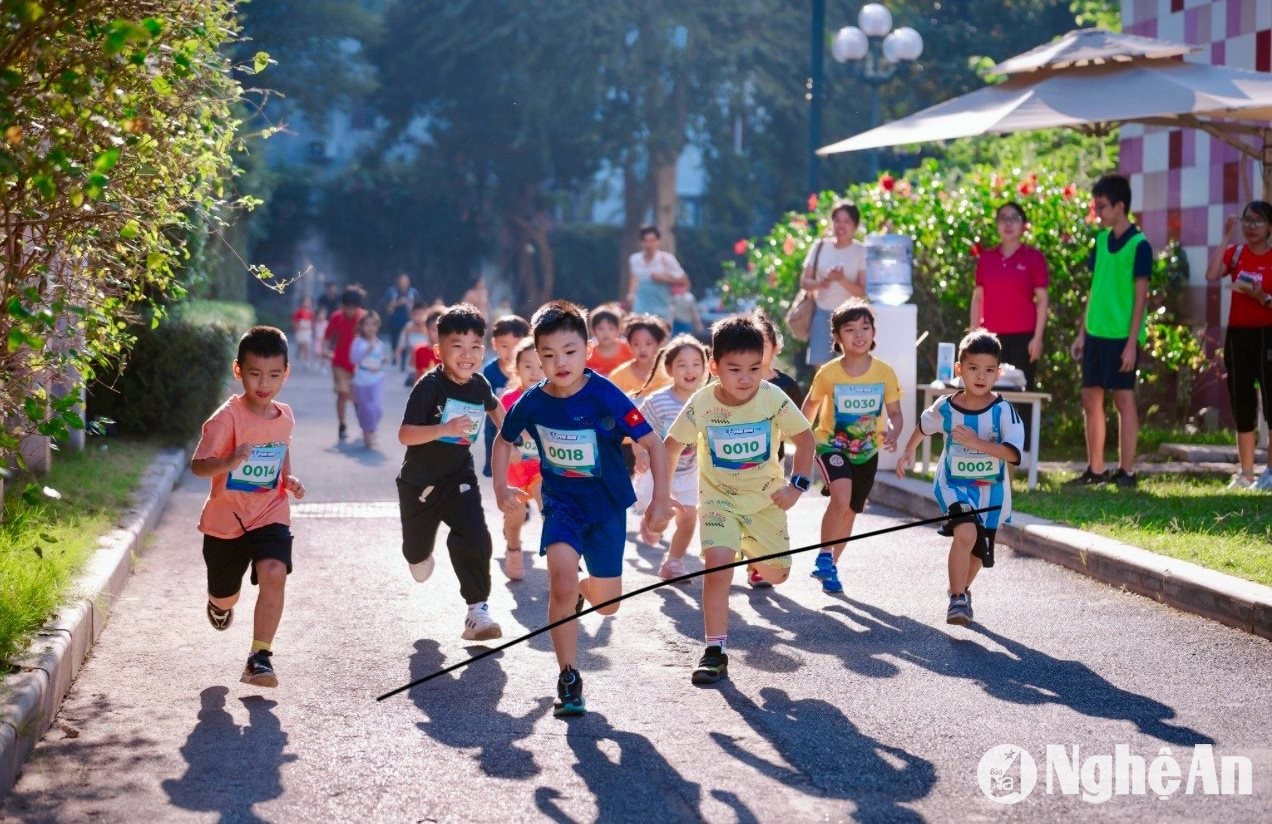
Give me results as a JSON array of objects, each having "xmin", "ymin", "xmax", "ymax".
[{"xmin": 1232, "ymin": 244, "xmax": 1244, "ymax": 271}]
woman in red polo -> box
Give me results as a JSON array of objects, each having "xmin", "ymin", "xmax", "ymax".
[
  {"xmin": 1206, "ymin": 199, "xmax": 1272, "ymax": 490},
  {"xmin": 969, "ymin": 202, "xmax": 1050, "ymax": 390}
]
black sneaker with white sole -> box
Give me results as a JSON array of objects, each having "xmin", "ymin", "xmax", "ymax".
[
  {"xmin": 691, "ymin": 645, "xmax": 729, "ymax": 685},
  {"xmin": 241, "ymin": 650, "xmax": 278, "ymax": 688}
]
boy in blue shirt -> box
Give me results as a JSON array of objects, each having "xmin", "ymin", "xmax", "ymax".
[{"xmin": 493, "ymin": 301, "xmax": 672, "ymax": 717}]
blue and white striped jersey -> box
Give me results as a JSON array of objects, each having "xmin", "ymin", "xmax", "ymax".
[{"xmin": 919, "ymin": 393, "xmax": 1025, "ymax": 530}]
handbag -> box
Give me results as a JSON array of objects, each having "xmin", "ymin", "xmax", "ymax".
[{"xmin": 785, "ymin": 239, "xmax": 824, "ymax": 343}]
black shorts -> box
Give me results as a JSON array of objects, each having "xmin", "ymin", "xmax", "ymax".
[
  {"xmin": 1081, "ymin": 333, "xmax": 1138, "ymax": 391},
  {"xmin": 815, "ymin": 452, "xmax": 878, "ymax": 513},
  {"xmin": 202, "ymin": 522, "xmax": 293, "ymax": 598},
  {"xmin": 946, "ymin": 502, "xmax": 998, "ymax": 568}
]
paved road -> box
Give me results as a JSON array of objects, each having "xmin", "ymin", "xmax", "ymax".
[{"xmin": 4, "ymin": 366, "xmax": 1270, "ymax": 822}]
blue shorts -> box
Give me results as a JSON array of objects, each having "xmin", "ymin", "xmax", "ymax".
[
  {"xmin": 1082, "ymin": 334, "xmax": 1137, "ymax": 391},
  {"xmin": 540, "ymin": 501, "xmax": 626, "ymax": 578}
]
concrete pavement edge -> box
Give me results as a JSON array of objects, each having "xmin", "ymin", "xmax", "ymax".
[
  {"xmin": 872, "ymin": 475, "xmax": 1272, "ymax": 642},
  {"xmin": 0, "ymin": 447, "xmax": 188, "ymax": 802}
]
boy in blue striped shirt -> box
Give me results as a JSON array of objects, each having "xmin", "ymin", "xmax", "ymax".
[{"xmin": 896, "ymin": 330, "xmax": 1024, "ymax": 626}]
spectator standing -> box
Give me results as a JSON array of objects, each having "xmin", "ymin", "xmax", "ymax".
[
  {"xmin": 316, "ymin": 282, "xmax": 341, "ymax": 318},
  {"xmin": 626, "ymin": 224, "xmax": 690, "ymax": 324},
  {"xmin": 382, "ymin": 273, "xmax": 420, "ymax": 370},
  {"xmin": 800, "ymin": 200, "xmax": 866, "ymax": 368},
  {"xmin": 1205, "ymin": 200, "xmax": 1272, "ymax": 490}
]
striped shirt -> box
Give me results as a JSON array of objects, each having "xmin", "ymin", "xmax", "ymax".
[
  {"xmin": 640, "ymin": 386, "xmax": 696, "ymax": 475},
  {"xmin": 919, "ymin": 393, "xmax": 1024, "ymax": 530}
]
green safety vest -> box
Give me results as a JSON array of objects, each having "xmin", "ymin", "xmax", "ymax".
[{"xmin": 1086, "ymin": 229, "xmax": 1148, "ymax": 344}]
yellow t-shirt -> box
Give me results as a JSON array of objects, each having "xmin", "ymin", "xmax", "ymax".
[
  {"xmin": 807, "ymin": 356, "xmax": 902, "ymax": 465},
  {"xmin": 668, "ymin": 381, "xmax": 811, "ymax": 515},
  {"xmin": 609, "ymin": 359, "xmax": 673, "ymax": 399}
]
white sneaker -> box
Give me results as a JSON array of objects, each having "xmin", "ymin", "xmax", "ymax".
[
  {"xmin": 409, "ymin": 555, "xmax": 435, "ymax": 583},
  {"xmin": 1227, "ymin": 473, "xmax": 1257, "ymax": 490},
  {"xmin": 1255, "ymin": 468, "xmax": 1272, "ymax": 491},
  {"xmin": 462, "ymin": 604, "xmax": 503, "ymax": 641}
]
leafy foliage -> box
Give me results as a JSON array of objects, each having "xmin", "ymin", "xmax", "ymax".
[{"xmin": 0, "ymin": 0, "xmax": 255, "ymax": 465}]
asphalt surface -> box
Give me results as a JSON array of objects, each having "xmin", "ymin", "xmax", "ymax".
[{"xmin": 4, "ymin": 364, "xmax": 1270, "ymax": 823}]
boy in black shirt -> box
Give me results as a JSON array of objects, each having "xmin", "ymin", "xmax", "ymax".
[{"xmin": 397, "ymin": 303, "xmax": 505, "ymax": 641}]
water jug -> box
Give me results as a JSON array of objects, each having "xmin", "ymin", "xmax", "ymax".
[{"xmin": 865, "ymin": 234, "xmax": 914, "ymax": 306}]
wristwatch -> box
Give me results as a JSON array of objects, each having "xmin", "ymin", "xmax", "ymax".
[{"xmin": 789, "ymin": 474, "xmax": 812, "ymax": 493}]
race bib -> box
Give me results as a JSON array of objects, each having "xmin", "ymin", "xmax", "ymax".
[
  {"xmin": 516, "ymin": 433, "xmax": 539, "ymax": 461},
  {"xmin": 439, "ymin": 398, "xmax": 485, "ymax": 445},
  {"xmin": 536, "ymin": 425, "xmax": 599, "ymax": 477},
  {"xmin": 948, "ymin": 442, "xmax": 1001, "ymax": 481},
  {"xmin": 706, "ymin": 422, "xmax": 770, "ymax": 470},
  {"xmin": 834, "ymin": 383, "xmax": 884, "ymax": 419},
  {"xmin": 226, "ymin": 443, "xmax": 287, "ymax": 493}
]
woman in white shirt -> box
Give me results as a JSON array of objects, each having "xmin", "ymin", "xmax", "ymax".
[
  {"xmin": 626, "ymin": 224, "xmax": 689, "ymax": 321},
  {"xmin": 800, "ymin": 200, "xmax": 867, "ymax": 366}
]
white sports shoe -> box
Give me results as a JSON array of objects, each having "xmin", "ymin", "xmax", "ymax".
[
  {"xmin": 462, "ymin": 604, "xmax": 503, "ymax": 641},
  {"xmin": 1255, "ymin": 468, "xmax": 1272, "ymax": 492},
  {"xmin": 409, "ymin": 555, "xmax": 435, "ymax": 583},
  {"xmin": 1227, "ymin": 473, "xmax": 1257, "ymax": 490}
]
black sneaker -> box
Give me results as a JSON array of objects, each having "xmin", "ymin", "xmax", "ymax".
[
  {"xmin": 1065, "ymin": 467, "xmax": 1108, "ymax": 486},
  {"xmin": 241, "ymin": 650, "xmax": 278, "ymax": 688},
  {"xmin": 554, "ymin": 667, "xmax": 585, "ymax": 716},
  {"xmin": 936, "ymin": 521, "xmax": 954, "ymax": 537},
  {"xmin": 338, "ymin": 423, "xmax": 348, "ymax": 441},
  {"xmin": 206, "ymin": 601, "xmax": 233, "ymax": 631},
  {"xmin": 1109, "ymin": 468, "xmax": 1138, "ymax": 489},
  {"xmin": 691, "ymin": 645, "xmax": 729, "ymax": 685}
]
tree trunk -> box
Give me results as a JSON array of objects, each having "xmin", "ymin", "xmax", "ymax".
[
  {"xmin": 511, "ymin": 213, "xmax": 555, "ymax": 310},
  {"xmin": 652, "ymin": 153, "xmax": 678, "ymax": 255},
  {"xmin": 620, "ymin": 159, "xmax": 651, "ymax": 300}
]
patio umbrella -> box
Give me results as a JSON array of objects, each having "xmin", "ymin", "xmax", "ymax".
[{"xmin": 817, "ymin": 28, "xmax": 1272, "ymax": 196}]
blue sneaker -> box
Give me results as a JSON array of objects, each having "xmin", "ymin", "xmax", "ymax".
[
  {"xmin": 553, "ymin": 667, "xmax": 585, "ymax": 717},
  {"xmin": 821, "ymin": 564, "xmax": 843, "ymax": 594},
  {"xmin": 811, "ymin": 553, "xmax": 835, "ymax": 580}
]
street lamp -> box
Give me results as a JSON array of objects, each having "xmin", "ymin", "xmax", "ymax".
[
  {"xmin": 807, "ymin": 1, "xmax": 923, "ymax": 194},
  {"xmin": 832, "ymin": 4, "xmax": 923, "ymax": 177}
]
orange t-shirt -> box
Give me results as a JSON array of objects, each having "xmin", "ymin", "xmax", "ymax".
[
  {"xmin": 194, "ymin": 394, "xmax": 295, "ymax": 538},
  {"xmin": 608, "ymin": 359, "xmax": 673, "ymax": 399},
  {"xmin": 587, "ymin": 341, "xmax": 633, "ymax": 376}
]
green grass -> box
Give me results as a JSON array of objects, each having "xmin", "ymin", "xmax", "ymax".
[
  {"xmin": 1013, "ymin": 473, "xmax": 1271, "ymax": 587},
  {"xmin": 0, "ymin": 440, "xmax": 158, "ymax": 663},
  {"xmin": 177, "ymin": 299, "xmax": 256, "ymax": 334}
]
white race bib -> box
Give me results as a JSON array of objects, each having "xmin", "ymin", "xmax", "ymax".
[
  {"xmin": 439, "ymin": 398, "xmax": 485, "ymax": 445},
  {"xmin": 834, "ymin": 382, "xmax": 884, "ymax": 419},
  {"xmin": 226, "ymin": 443, "xmax": 287, "ymax": 493},
  {"xmin": 948, "ymin": 442, "xmax": 1001, "ymax": 481},
  {"xmin": 706, "ymin": 423, "xmax": 770, "ymax": 470},
  {"xmin": 536, "ymin": 425, "xmax": 599, "ymax": 477}
]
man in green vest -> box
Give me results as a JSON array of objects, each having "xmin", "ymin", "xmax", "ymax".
[{"xmin": 1068, "ymin": 174, "xmax": 1152, "ymax": 489}]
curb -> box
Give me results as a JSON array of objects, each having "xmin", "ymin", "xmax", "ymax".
[
  {"xmin": 872, "ymin": 475, "xmax": 1272, "ymax": 641},
  {"xmin": 0, "ymin": 447, "xmax": 188, "ymax": 801}
]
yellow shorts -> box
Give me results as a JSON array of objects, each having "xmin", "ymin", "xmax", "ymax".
[{"xmin": 698, "ymin": 498, "xmax": 791, "ymax": 569}]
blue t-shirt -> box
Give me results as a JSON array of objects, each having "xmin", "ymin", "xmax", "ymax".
[{"xmin": 500, "ymin": 370, "xmax": 652, "ymax": 517}]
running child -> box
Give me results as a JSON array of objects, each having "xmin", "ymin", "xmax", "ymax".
[
  {"xmin": 661, "ymin": 315, "xmax": 815, "ymax": 685},
  {"xmin": 896, "ymin": 329, "xmax": 1024, "ymax": 626},
  {"xmin": 191, "ymin": 326, "xmax": 305, "ymax": 688},
  {"xmin": 585, "ymin": 305, "xmax": 632, "ymax": 376},
  {"xmin": 413, "ymin": 305, "xmax": 443, "ymax": 383},
  {"xmin": 482, "ymin": 314, "xmax": 532, "ymax": 477},
  {"xmin": 800, "ymin": 299, "xmax": 903, "ymax": 593},
  {"xmin": 631, "ymin": 334, "xmax": 709, "ymax": 579},
  {"xmin": 608, "ymin": 314, "xmax": 671, "ymax": 398},
  {"xmin": 350, "ymin": 310, "xmax": 387, "ymax": 448},
  {"xmin": 396, "ymin": 302, "xmax": 433, "ymax": 386},
  {"xmin": 397, "ymin": 303, "xmax": 506, "ymax": 641},
  {"xmin": 322, "ymin": 286, "xmax": 366, "ymax": 441},
  {"xmin": 499, "ymin": 336, "xmax": 546, "ymax": 581},
  {"xmin": 291, "ymin": 297, "xmax": 314, "ymax": 367},
  {"xmin": 492, "ymin": 300, "xmax": 672, "ymax": 717},
  {"xmin": 754, "ymin": 309, "xmax": 803, "ymax": 407}
]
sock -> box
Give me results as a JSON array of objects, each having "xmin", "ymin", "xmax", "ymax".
[
  {"xmin": 251, "ymin": 640, "xmax": 271, "ymax": 654},
  {"xmin": 706, "ymin": 634, "xmax": 727, "ymax": 651},
  {"xmin": 208, "ymin": 601, "xmax": 230, "ymax": 616},
  {"xmin": 467, "ymin": 602, "xmax": 488, "ymax": 615}
]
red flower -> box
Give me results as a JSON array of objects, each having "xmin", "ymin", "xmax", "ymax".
[
  {"xmin": 1062, "ymin": 183, "xmax": 1077, "ymax": 200},
  {"xmin": 782, "ymin": 236, "xmax": 797, "ymax": 255},
  {"xmin": 971, "ymin": 242, "xmax": 983, "ymax": 258},
  {"xmin": 1017, "ymin": 181, "xmax": 1034, "ymax": 196},
  {"xmin": 879, "ymin": 174, "xmax": 896, "ymax": 191},
  {"xmin": 733, "ymin": 238, "xmax": 749, "ymax": 256},
  {"xmin": 807, "ymin": 193, "xmax": 820, "ymax": 211}
]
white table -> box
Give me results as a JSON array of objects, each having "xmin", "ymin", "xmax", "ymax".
[{"xmin": 919, "ymin": 385, "xmax": 1051, "ymax": 490}]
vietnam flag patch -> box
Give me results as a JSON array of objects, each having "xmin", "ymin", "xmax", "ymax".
[{"xmin": 624, "ymin": 408, "xmax": 646, "ymax": 429}]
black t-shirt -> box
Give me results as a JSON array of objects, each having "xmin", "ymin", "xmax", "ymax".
[
  {"xmin": 398, "ymin": 366, "xmax": 498, "ymax": 487},
  {"xmin": 769, "ymin": 369, "xmax": 804, "ymax": 408}
]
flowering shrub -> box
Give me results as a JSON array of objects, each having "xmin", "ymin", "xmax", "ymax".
[{"xmin": 721, "ymin": 159, "xmax": 1207, "ymax": 436}]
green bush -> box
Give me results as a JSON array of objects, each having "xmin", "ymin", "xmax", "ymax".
[
  {"xmin": 720, "ymin": 160, "xmax": 1209, "ymax": 439},
  {"xmin": 88, "ymin": 320, "xmax": 236, "ymax": 444}
]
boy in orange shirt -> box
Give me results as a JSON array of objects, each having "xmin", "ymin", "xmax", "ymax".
[{"xmin": 191, "ymin": 326, "xmax": 306, "ymax": 688}]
